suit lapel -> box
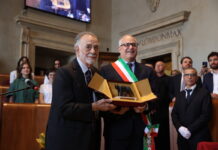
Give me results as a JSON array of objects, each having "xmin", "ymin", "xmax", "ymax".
[
  {"xmin": 186, "ymin": 86, "xmax": 199, "ymax": 107},
  {"xmin": 71, "ymin": 59, "xmax": 93, "ymax": 102},
  {"xmin": 109, "ymin": 64, "xmax": 124, "ymax": 81},
  {"xmin": 180, "ymin": 91, "xmax": 188, "ymax": 109},
  {"xmin": 134, "ymin": 62, "xmax": 140, "ymax": 80},
  {"xmin": 209, "ymin": 73, "xmax": 213, "ymax": 92},
  {"xmin": 71, "ymin": 59, "xmax": 86, "ymax": 85},
  {"xmin": 177, "ymin": 74, "xmax": 182, "ymax": 92}
]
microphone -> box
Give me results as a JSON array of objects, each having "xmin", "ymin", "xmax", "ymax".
[
  {"xmin": 25, "ymin": 79, "xmax": 38, "ymax": 90},
  {"xmin": 0, "ymin": 79, "xmax": 38, "ymax": 96}
]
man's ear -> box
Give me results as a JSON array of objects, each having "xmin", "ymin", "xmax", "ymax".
[
  {"xmin": 118, "ymin": 46, "xmax": 122, "ymax": 53},
  {"xmin": 74, "ymin": 46, "xmax": 79, "ymax": 53}
]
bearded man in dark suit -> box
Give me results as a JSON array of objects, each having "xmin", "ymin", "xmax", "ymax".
[
  {"xmin": 203, "ymin": 52, "xmax": 218, "ymax": 99},
  {"xmin": 172, "ymin": 67, "xmax": 212, "ymax": 150},
  {"xmin": 45, "ymin": 32, "xmax": 116, "ymax": 150},
  {"xmin": 100, "ymin": 35, "xmax": 156, "ymax": 150}
]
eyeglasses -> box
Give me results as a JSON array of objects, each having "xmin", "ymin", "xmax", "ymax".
[
  {"xmin": 184, "ymin": 73, "xmax": 197, "ymax": 77},
  {"xmin": 120, "ymin": 43, "xmax": 139, "ymax": 48}
]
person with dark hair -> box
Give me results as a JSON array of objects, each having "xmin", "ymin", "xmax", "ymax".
[
  {"xmin": 10, "ymin": 56, "xmax": 30, "ymax": 84},
  {"xmin": 54, "ymin": 59, "xmax": 61, "ymax": 69},
  {"xmin": 8, "ymin": 62, "xmax": 39, "ymax": 103},
  {"xmin": 170, "ymin": 56, "xmax": 202, "ymax": 101},
  {"xmin": 39, "ymin": 68, "xmax": 56, "ymax": 104},
  {"xmin": 43, "ymin": 59, "xmax": 61, "ymax": 84},
  {"xmin": 172, "ymin": 67, "xmax": 212, "ymax": 150},
  {"xmin": 203, "ymin": 51, "xmax": 218, "ymax": 99},
  {"xmin": 45, "ymin": 32, "xmax": 116, "ymax": 150}
]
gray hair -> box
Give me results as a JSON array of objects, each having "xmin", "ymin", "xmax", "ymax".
[
  {"xmin": 74, "ymin": 32, "xmax": 98, "ymax": 48},
  {"xmin": 118, "ymin": 34, "xmax": 136, "ymax": 46},
  {"xmin": 184, "ymin": 67, "xmax": 197, "ymax": 75}
]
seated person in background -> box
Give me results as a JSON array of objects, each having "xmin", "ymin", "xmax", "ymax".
[
  {"xmin": 10, "ymin": 56, "xmax": 31, "ymax": 84},
  {"xmin": 203, "ymin": 52, "xmax": 218, "ymax": 99},
  {"xmin": 39, "ymin": 69, "xmax": 56, "ymax": 104},
  {"xmin": 8, "ymin": 62, "xmax": 39, "ymax": 103},
  {"xmin": 44, "ymin": 59, "xmax": 61, "ymax": 84},
  {"xmin": 172, "ymin": 67, "xmax": 212, "ymax": 150}
]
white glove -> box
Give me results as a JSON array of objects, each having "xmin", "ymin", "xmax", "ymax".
[{"xmin": 178, "ymin": 126, "xmax": 191, "ymax": 139}]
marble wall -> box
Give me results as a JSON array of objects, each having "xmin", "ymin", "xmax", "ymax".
[
  {"xmin": 111, "ymin": 0, "xmax": 218, "ymax": 71},
  {"xmin": 1, "ymin": 0, "xmax": 218, "ymax": 73}
]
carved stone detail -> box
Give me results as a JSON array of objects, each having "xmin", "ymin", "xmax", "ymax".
[
  {"xmin": 120, "ymin": 11, "xmax": 190, "ymax": 70},
  {"xmin": 15, "ymin": 12, "xmax": 82, "ymax": 69},
  {"xmin": 147, "ymin": 0, "xmax": 160, "ymax": 12}
]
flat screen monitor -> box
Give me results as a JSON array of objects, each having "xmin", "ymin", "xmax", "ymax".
[{"xmin": 25, "ymin": 0, "xmax": 91, "ymax": 23}]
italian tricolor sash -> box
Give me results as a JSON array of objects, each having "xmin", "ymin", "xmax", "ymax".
[
  {"xmin": 142, "ymin": 114, "xmax": 159, "ymax": 150},
  {"xmin": 111, "ymin": 58, "xmax": 138, "ymax": 82},
  {"xmin": 111, "ymin": 58, "xmax": 159, "ymax": 150}
]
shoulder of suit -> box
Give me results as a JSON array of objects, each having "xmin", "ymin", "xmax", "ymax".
[
  {"xmin": 204, "ymin": 72, "xmax": 213, "ymax": 78},
  {"xmin": 136, "ymin": 62, "xmax": 152, "ymax": 71},
  {"xmin": 100, "ymin": 63, "xmax": 113, "ymax": 71},
  {"xmin": 198, "ymin": 86, "xmax": 210, "ymax": 95}
]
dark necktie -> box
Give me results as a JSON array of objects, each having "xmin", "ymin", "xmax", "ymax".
[
  {"xmin": 186, "ymin": 89, "xmax": 192, "ymax": 101},
  {"xmin": 85, "ymin": 70, "xmax": 92, "ymax": 84},
  {"xmin": 127, "ymin": 62, "xmax": 133, "ymax": 72},
  {"xmin": 85, "ymin": 70, "xmax": 94, "ymax": 102}
]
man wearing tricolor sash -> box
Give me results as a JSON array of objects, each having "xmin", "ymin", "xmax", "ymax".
[{"xmin": 100, "ymin": 35, "xmax": 156, "ymax": 150}]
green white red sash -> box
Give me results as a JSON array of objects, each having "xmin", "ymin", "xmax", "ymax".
[
  {"xmin": 111, "ymin": 58, "xmax": 159, "ymax": 150},
  {"xmin": 111, "ymin": 58, "xmax": 138, "ymax": 82},
  {"xmin": 142, "ymin": 114, "xmax": 159, "ymax": 150}
]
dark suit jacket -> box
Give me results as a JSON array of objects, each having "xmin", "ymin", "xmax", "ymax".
[
  {"xmin": 100, "ymin": 62, "xmax": 156, "ymax": 140},
  {"xmin": 171, "ymin": 86, "xmax": 212, "ymax": 150},
  {"xmin": 45, "ymin": 59, "xmax": 101, "ymax": 150},
  {"xmin": 203, "ymin": 72, "xmax": 213, "ymax": 93},
  {"xmin": 170, "ymin": 73, "xmax": 202, "ymax": 99}
]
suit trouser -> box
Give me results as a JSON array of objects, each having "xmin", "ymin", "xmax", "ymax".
[{"xmin": 105, "ymin": 135, "xmax": 143, "ymax": 150}]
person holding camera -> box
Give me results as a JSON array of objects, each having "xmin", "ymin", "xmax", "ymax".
[{"xmin": 203, "ymin": 52, "xmax": 218, "ymax": 99}]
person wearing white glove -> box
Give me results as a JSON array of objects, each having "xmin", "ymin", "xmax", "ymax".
[
  {"xmin": 172, "ymin": 68, "xmax": 212, "ymax": 150},
  {"xmin": 178, "ymin": 126, "xmax": 191, "ymax": 139}
]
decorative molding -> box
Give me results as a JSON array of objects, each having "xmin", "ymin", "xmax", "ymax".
[
  {"xmin": 120, "ymin": 11, "xmax": 190, "ymax": 36},
  {"xmin": 147, "ymin": 0, "xmax": 160, "ymax": 13},
  {"xmin": 15, "ymin": 12, "xmax": 81, "ymax": 69},
  {"xmin": 15, "ymin": 15, "xmax": 81, "ymax": 35}
]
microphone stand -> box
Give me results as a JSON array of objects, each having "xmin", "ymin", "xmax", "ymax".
[{"xmin": 0, "ymin": 87, "xmax": 31, "ymax": 96}]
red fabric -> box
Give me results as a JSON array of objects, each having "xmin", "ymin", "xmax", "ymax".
[{"xmin": 197, "ymin": 142, "xmax": 218, "ymax": 150}]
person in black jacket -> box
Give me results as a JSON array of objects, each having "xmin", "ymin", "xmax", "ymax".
[
  {"xmin": 45, "ymin": 32, "xmax": 116, "ymax": 150},
  {"xmin": 170, "ymin": 56, "xmax": 202, "ymax": 101},
  {"xmin": 172, "ymin": 67, "xmax": 212, "ymax": 150},
  {"xmin": 152, "ymin": 61, "xmax": 171, "ymax": 150},
  {"xmin": 203, "ymin": 52, "xmax": 218, "ymax": 99},
  {"xmin": 100, "ymin": 35, "xmax": 156, "ymax": 150}
]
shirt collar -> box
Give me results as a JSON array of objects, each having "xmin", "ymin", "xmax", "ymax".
[
  {"xmin": 211, "ymin": 70, "xmax": 218, "ymax": 75},
  {"xmin": 123, "ymin": 60, "xmax": 135, "ymax": 65},
  {"xmin": 185, "ymin": 84, "xmax": 196, "ymax": 91},
  {"xmin": 77, "ymin": 57, "xmax": 89, "ymax": 74}
]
